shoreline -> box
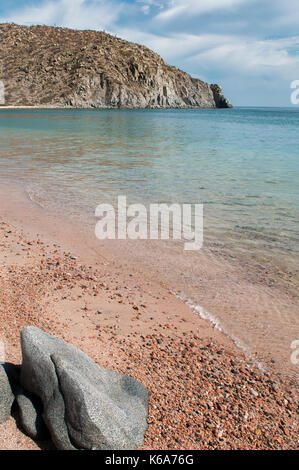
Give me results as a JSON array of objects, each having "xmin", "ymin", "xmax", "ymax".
[
  {"xmin": 0, "ymin": 105, "xmax": 228, "ymax": 110},
  {"xmin": 0, "ymin": 180, "xmax": 298, "ymax": 450},
  {"xmin": 1, "ymin": 178, "xmax": 298, "ymax": 381}
]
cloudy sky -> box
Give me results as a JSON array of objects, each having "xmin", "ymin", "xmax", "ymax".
[{"xmin": 1, "ymin": 0, "xmax": 299, "ymax": 106}]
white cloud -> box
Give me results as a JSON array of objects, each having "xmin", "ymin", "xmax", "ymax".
[
  {"xmin": 118, "ymin": 28, "xmax": 299, "ymax": 83},
  {"xmin": 1, "ymin": 0, "xmax": 122, "ymax": 30},
  {"xmin": 137, "ymin": 0, "xmax": 165, "ymax": 15},
  {"xmin": 187, "ymin": 36, "xmax": 299, "ymax": 78},
  {"xmin": 141, "ymin": 5, "xmax": 150, "ymax": 15},
  {"xmin": 155, "ymin": 0, "xmax": 248, "ymax": 21},
  {"xmin": 273, "ymin": 0, "xmax": 299, "ymax": 25},
  {"xmin": 118, "ymin": 29, "xmax": 207, "ymax": 59}
]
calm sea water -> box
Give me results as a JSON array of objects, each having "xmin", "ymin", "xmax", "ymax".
[{"xmin": 0, "ymin": 107, "xmax": 298, "ymax": 276}]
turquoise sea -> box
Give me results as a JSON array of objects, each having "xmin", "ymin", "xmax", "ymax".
[{"xmin": 0, "ymin": 107, "xmax": 298, "ymax": 277}]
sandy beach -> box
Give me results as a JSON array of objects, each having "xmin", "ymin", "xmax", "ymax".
[
  {"xmin": 0, "ymin": 181, "xmax": 298, "ymax": 450},
  {"xmin": 0, "ymin": 2, "xmax": 298, "ymax": 454}
]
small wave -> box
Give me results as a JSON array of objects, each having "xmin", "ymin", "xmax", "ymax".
[{"xmin": 172, "ymin": 290, "xmax": 265, "ymax": 372}]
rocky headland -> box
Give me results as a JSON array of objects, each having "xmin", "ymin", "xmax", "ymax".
[{"xmin": 0, "ymin": 23, "xmax": 232, "ymax": 109}]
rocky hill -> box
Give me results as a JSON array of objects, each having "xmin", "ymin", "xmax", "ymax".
[{"xmin": 0, "ymin": 23, "xmax": 231, "ymax": 109}]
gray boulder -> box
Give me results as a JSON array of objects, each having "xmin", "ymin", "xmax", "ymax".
[
  {"xmin": 20, "ymin": 327, "xmax": 82, "ymax": 449},
  {"xmin": 16, "ymin": 390, "xmax": 49, "ymax": 441},
  {"xmin": 0, "ymin": 363, "xmax": 15, "ymax": 424},
  {"xmin": 20, "ymin": 327, "xmax": 148, "ymax": 450},
  {"xmin": 0, "ymin": 362, "xmax": 47, "ymax": 440},
  {"xmin": 52, "ymin": 354, "xmax": 148, "ymax": 450}
]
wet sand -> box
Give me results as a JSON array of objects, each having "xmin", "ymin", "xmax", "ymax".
[
  {"xmin": 0, "ymin": 181, "xmax": 298, "ymax": 449},
  {"xmin": 3, "ymin": 179, "xmax": 298, "ymax": 380}
]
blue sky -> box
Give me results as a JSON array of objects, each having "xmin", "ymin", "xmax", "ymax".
[{"xmin": 1, "ymin": 0, "xmax": 299, "ymax": 106}]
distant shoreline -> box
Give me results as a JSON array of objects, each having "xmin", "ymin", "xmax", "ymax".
[
  {"xmin": 1, "ymin": 105, "xmax": 297, "ymax": 110},
  {"xmin": 0, "ymin": 105, "xmax": 69, "ymax": 109},
  {"xmin": 0, "ymin": 104, "xmax": 231, "ymax": 110}
]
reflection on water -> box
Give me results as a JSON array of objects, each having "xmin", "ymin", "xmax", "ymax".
[{"xmin": 0, "ymin": 107, "xmax": 298, "ymax": 277}]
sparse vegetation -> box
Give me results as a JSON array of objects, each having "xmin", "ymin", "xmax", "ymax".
[
  {"xmin": 0, "ymin": 23, "xmax": 229, "ymax": 108},
  {"xmin": 40, "ymin": 95, "xmax": 56, "ymax": 104}
]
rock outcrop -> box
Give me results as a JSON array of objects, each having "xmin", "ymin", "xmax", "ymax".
[
  {"xmin": 0, "ymin": 23, "xmax": 232, "ymax": 109},
  {"xmin": 0, "ymin": 326, "xmax": 149, "ymax": 450},
  {"xmin": 210, "ymin": 84, "xmax": 232, "ymax": 109}
]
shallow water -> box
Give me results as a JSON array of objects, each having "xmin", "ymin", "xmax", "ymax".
[
  {"xmin": 0, "ymin": 107, "xmax": 298, "ymax": 378},
  {"xmin": 0, "ymin": 107, "xmax": 298, "ymax": 276}
]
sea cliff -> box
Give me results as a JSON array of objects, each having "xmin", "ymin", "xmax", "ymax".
[{"xmin": 0, "ymin": 23, "xmax": 232, "ymax": 109}]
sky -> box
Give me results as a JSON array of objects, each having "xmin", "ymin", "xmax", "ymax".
[{"xmin": 1, "ymin": 0, "xmax": 299, "ymax": 106}]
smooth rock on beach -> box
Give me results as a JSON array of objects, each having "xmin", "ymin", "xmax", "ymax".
[{"xmin": 1, "ymin": 327, "xmax": 148, "ymax": 450}]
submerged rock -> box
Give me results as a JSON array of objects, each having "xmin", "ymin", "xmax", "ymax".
[{"xmin": 20, "ymin": 326, "xmax": 148, "ymax": 450}]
